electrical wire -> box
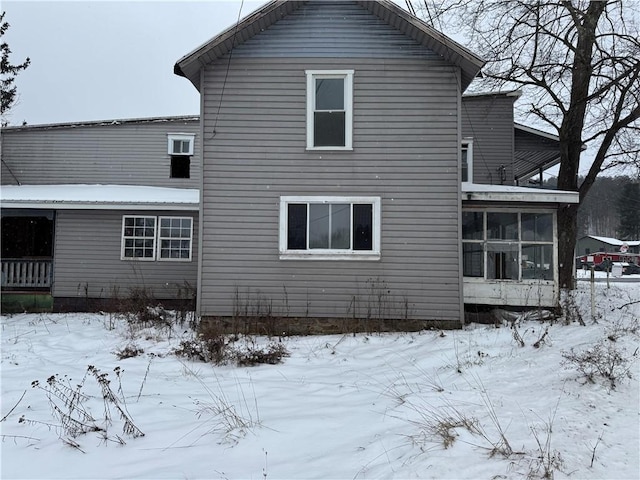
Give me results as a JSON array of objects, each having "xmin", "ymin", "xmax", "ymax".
[{"xmin": 211, "ymin": 0, "xmax": 245, "ymax": 139}]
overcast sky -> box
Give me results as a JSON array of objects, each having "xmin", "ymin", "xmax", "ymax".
[{"xmin": 2, "ymin": 1, "xmax": 264, "ymax": 126}]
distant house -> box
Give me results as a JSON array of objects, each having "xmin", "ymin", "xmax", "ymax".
[
  {"xmin": 1, "ymin": 0, "xmax": 579, "ymax": 330},
  {"xmin": 576, "ymin": 235, "xmax": 640, "ymax": 255}
]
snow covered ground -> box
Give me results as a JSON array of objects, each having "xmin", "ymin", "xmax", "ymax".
[{"xmin": 1, "ymin": 282, "xmax": 638, "ymax": 479}]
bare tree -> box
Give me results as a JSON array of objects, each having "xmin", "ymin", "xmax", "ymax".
[{"xmin": 409, "ymin": 0, "xmax": 640, "ymax": 289}]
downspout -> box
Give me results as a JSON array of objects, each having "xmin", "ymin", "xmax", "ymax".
[
  {"xmin": 195, "ymin": 67, "xmax": 205, "ymax": 317},
  {"xmin": 456, "ymin": 69, "xmax": 465, "ymax": 327}
]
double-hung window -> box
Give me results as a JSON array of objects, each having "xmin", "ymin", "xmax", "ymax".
[
  {"xmin": 462, "ymin": 210, "xmax": 554, "ymax": 280},
  {"xmin": 280, "ymin": 196, "xmax": 380, "ymax": 260},
  {"xmin": 121, "ymin": 215, "xmax": 193, "ymax": 261},
  {"xmin": 167, "ymin": 133, "xmax": 195, "ymax": 179},
  {"xmin": 306, "ymin": 70, "xmax": 353, "ymax": 150}
]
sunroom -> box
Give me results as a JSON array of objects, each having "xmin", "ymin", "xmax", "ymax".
[{"xmin": 461, "ymin": 183, "xmax": 579, "ymax": 308}]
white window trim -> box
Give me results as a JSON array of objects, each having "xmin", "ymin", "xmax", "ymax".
[
  {"xmin": 462, "ymin": 138, "xmax": 473, "ymax": 183},
  {"xmin": 279, "ymin": 195, "xmax": 381, "ymax": 260},
  {"xmin": 305, "ymin": 70, "xmax": 354, "ymax": 151},
  {"xmin": 157, "ymin": 216, "xmax": 194, "ymax": 262},
  {"xmin": 167, "ymin": 133, "xmax": 195, "ymax": 156},
  {"xmin": 121, "ymin": 215, "xmax": 194, "ymax": 262},
  {"xmin": 121, "ymin": 215, "xmax": 157, "ymax": 261}
]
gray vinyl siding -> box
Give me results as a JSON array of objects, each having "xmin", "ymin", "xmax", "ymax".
[
  {"xmin": 198, "ymin": 5, "xmax": 463, "ymax": 323},
  {"xmin": 461, "ymin": 95, "xmax": 515, "ymax": 185},
  {"xmin": 1, "ymin": 119, "xmax": 199, "ymax": 188},
  {"xmin": 52, "ymin": 209, "xmax": 198, "ymax": 300},
  {"xmin": 230, "ymin": 1, "xmax": 440, "ymax": 59}
]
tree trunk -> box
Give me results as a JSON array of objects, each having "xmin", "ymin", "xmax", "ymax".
[{"xmin": 557, "ymin": 203, "xmax": 579, "ymax": 290}]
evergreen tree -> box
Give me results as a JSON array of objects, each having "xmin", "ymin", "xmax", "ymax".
[
  {"xmin": 617, "ymin": 182, "xmax": 640, "ymax": 240},
  {"xmin": 1, "ymin": 12, "xmax": 30, "ymax": 118}
]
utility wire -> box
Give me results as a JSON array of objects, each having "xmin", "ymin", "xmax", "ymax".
[{"xmin": 211, "ymin": 0, "xmax": 245, "ymax": 139}]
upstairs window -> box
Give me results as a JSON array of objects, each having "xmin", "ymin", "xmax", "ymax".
[
  {"xmin": 168, "ymin": 134, "xmax": 194, "ymax": 156},
  {"xmin": 306, "ymin": 70, "xmax": 353, "ymax": 150},
  {"xmin": 168, "ymin": 133, "xmax": 195, "ymax": 179},
  {"xmin": 171, "ymin": 157, "xmax": 190, "ymax": 179},
  {"xmin": 461, "ymin": 139, "xmax": 473, "ymax": 182},
  {"xmin": 280, "ymin": 196, "xmax": 380, "ymax": 260}
]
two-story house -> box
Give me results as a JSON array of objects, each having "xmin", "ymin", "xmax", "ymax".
[
  {"xmin": 172, "ymin": 0, "xmax": 578, "ymax": 333},
  {"xmin": 1, "ymin": 0, "xmax": 578, "ymax": 328}
]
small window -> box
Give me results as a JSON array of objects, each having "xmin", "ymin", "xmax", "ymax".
[
  {"xmin": 171, "ymin": 156, "xmax": 190, "ymax": 179},
  {"xmin": 306, "ymin": 70, "xmax": 354, "ymax": 150},
  {"xmin": 461, "ymin": 139, "xmax": 473, "ymax": 182},
  {"xmin": 280, "ymin": 196, "xmax": 380, "ymax": 260},
  {"xmin": 121, "ymin": 216, "xmax": 157, "ymax": 260},
  {"xmin": 158, "ymin": 217, "xmax": 193, "ymax": 261},
  {"xmin": 167, "ymin": 134, "xmax": 195, "ymax": 156}
]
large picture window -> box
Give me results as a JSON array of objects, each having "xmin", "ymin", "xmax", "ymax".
[
  {"xmin": 121, "ymin": 215, "xmax": 193, "ymax": 262},
  {"xmin": 462, "ymin": 210, "xmax": 554, "ymax": 280},
  {"xmin": 306, "ymin": 70, "xmax": 353, "ymax": 150},
  {"xmin": 280, "ymin": 196, "xmax": 380, "ymax": 260}
]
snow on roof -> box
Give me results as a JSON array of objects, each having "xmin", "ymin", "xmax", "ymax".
[
  {"xmin": 462, "ymin": 182, "xmax": 579, "ymax": 204},
  {"xmin": 586, "ymin": 235, "xmax": 640, "ymax": 246},
  {"xmin": 0, "ymin": 185, "xmax": 199, "ymax": 211},
  {"xmin": 2, "ymin": 115, "xmax": 199, "ymax": 132}
]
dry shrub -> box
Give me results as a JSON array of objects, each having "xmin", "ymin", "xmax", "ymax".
[
  {"xmin": 174, "ymin": 336, "xmax": 232, "ymax": 365},
  {"xmin": 173, "ymin": 335, "xmax": 289, "ymax": 367},
  {"xmin": 562, "ymin": 339, "xmax": 637, "ymax": 389},
  {"xmin": 235, "ymin": 342, "xmax": 289, "ymax": 366},
  {"xmin": 114, "ymin": 344, "xmax": 144, "ymax": 360}
]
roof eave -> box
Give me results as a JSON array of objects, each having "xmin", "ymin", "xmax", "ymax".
[
  {"xmin": 461, "ymin": 183, "xmax": 579, "ymax": 204},
  {"xmin": 357, "ymin": 0, "xmax": 484, "ymax": 90},
  {"xmin": 1, "ymin": 200, "xmax": 199, "ymax": 211},
  {"xmin": 515, "ymin": 154, "xmax": 562, "ymax": 181},
  {"xmin": 174, "ymin": 0, "xmax": 301, "ymax": 91}
]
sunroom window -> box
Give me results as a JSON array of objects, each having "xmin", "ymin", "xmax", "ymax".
[
  {"xmin": 462, "ymin": 211, "xmax": 554, "ymax": 280},
  {"xmin": 280, "ymin": 196, "xmax": 380, "ymax": 260},
  {"xmin": 306, "ymin": 70, "xmax": 353, "ymax": 150}
]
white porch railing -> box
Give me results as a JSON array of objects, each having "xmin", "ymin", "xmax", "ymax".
[{"xmin": 1, "ymin": 259, "xmax": 52, "ymax": 288}]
